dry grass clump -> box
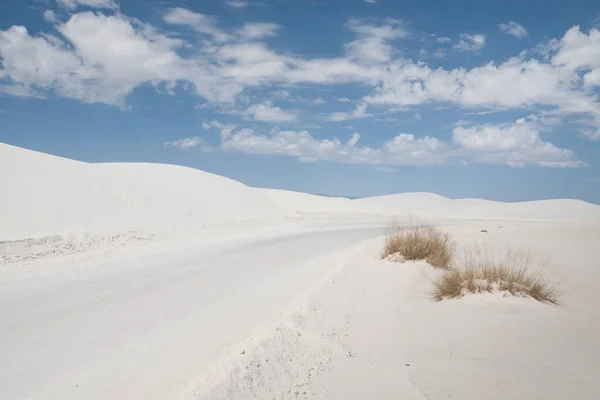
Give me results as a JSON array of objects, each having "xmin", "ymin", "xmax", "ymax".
[
  {"xmin": 432, "ymin": 250, "xmax": 559, "ymax": 304},
  {"xmin": 382, "ymin": 224, "xmax": 454, "ymax": 269}
]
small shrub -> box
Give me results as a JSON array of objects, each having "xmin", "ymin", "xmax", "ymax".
[
  {"xmin": 382, "ymin": 224, "xmax": 454, "ymax": 269},
  {"xmin": 433, "ymin": 250, "xmax": 559, "ymax": 304}
]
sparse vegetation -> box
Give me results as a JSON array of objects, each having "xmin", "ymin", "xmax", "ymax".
[
  {"xmin": 432, "ymin": 250, "xmax": 559, "ymax": 304},
  {"xmin": 382, "ymin": 224, "xmax": 454, "ymax": 269}
]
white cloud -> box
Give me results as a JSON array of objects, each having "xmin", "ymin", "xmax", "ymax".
[
  {"xmin": 364, "ymin": 0, "xmax": 377, "ymax": 3},
  {"xmin": 436, "ymin": 37, "xmax": 452, "ymax": 44},
  {"xmin": 550, "ymin": 26, "xmax": 600, "ymax": 91},
  {"xmin": 238, "ymin": 23, "xmax": 279, "ymax": 40},
  {"xmin": 226, "ymin": 1, "xmax": 250, "ymax": 8},
  {"xmin": 452, "ymin": 119, "xmax": 583, "ymax": 167},
  {"xmin": 244, "ymin": 101, "xmax": 297, "ymax": 122},
  {"xmin": 0, "ymin": 12, "xmax": 237, "ymax": 107},
  {"xmin": 326, "ymin": 103, "xmax": 370, "ymax": 121},
  {"xmin": 348, "ymin": 133, "xmax": 360, "ymax": 146},
  {"xmin": 175, "ymin": 120, "xmax": 581, "ymax": 168},
  {"xmin": 453, "ymin": 33, "xmax": 486, "ymax": 51},
  {"xmin": 163, "ymin": 8, "xmax": 229, "ymax": 42},
  {"xmin": 363, "ymin": 54, "xmax": 600, "ymax": 125},
  {"xmin": 202, "ymin": 121, "xmax": 211, "ymax": 129},
  {"xmin": 344, "ymin": 18, "xmax": 408, "ymax": 64},
  {"xmin": 218, "ymin": 127, "xmax": 442, "ymax": 165},
  {"xmin": 2, "ymin": 10, "xmax": 600, "ymax": 149},
  {"xmin": 43, "ymin": 10, "xmax": 57, "ymax": 23},
  {"xmin": 337, "ymin": 97, "xmax": 352, "ymax": 102},
  {"xmin": 164, "ymin": 136, "xmax": 204, "ymax": 149},
  {"xmin": 499, "ymin": 21, "xmax": 528, "ymax": 38},
  {"xmin": 414, "ymin": 113, "xmax": 422, "ymax": 120},
  {"xmin": 582, "ymin": 128, "xmax": 600, "ymax": 140},
  {"xmin": 56, "ymin": 0, "xmax": 117, "ymax": 9},
  {"xmin": 0, "ymin": 84, "xmax": 44, "ymax": 98},
  {"xmin": 313, "ymin": 97, "xmax": 326, "ymax": 104}
]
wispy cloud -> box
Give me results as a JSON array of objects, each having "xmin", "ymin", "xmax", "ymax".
[
  {"xmin": 164, "ymin": 136, "xmax": 204, "ymax": 149},
  {"xmin": 164, "ymin": 8, "xmax": 229, "ymax": 42},
  {"xmin": 56, "ymin": 0, "xmax": 118, "ymax": 9},
  {"xmin": 499, "ymin": 21, "xmax": 528, "ymax": 38},
  {"xmin": 43, "ymin": 10, "xmax": 57, "ymax": 23},
  {"xmin": 453, "ymin": 33, "xmax": 486, "ymax": 51},
  {"xmin": 244, "ymin": 101, "xmax": 297, "ymax": 122},
  {"xmin": 225, "ymin": 1, "xmax": 251, "ymax": 8},
  {"xmin": 238, "ymin": 23, "xmax": 279, "ymax": 40},
  {"xmin": 326, "ymin": 103, "xmax": 370, "ymax": 121}
]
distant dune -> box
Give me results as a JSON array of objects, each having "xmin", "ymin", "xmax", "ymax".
[
  {"xmin": 0, "ymin": 143, "xmax": 286, "ymax": 241},
  {"xmin": 2, "ymin": 142, "xmax": 599, "ymax": 242}
]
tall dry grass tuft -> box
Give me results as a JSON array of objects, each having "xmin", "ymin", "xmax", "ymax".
[
  {"xmin": 432, "ymin": 250, "xmax": 559, "ymax": 304},
  {"xmin": 382, "ymin": 224, "xmax": 454, "ymax": 269}
]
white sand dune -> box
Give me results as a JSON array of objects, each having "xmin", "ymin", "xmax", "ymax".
[
  {"xmin": 0, "ymin": 143, "xmax": 287, "ymax": 242},
  {"xmin": 256, "ymin": 188, "xmax": 354, "ymax": 214},
  {"xmin": 3, "ymin": 142, "xmax": 599, "ymax": 244},
  {"xmin": 2, "ymin": 142, "xmax": 600, "ymax": 399},
  {"xmin": 260, "ymin": 187, "xmax": 600, "ymax": 220}
]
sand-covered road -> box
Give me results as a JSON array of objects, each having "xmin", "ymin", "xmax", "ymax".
[{"xmin": 0, "ymin": 223, "xmax": 383, "ymax": 400}]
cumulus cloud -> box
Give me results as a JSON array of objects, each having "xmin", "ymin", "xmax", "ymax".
[
  {"xmin": 1, "ymin": 8, "xmax": 600, "ymax": 151},
  {"xmin": 167, "ymin": 120, "xmax": 581, "ymax": 167},
  {"xmin": 0, "ymin": 12, "xmax": 239, "ymax": 107},
  {"xmin": 499, "ymin": 21, "xmax": 528, "ymax": 38},
  {"xmin": 218, "ymin": 127, "xmax": 444, "ymax": 165},
  {"xmin": 452, "ymin": 119, "xmax": 583, "ymax": 167},
  {"xmin": 550, "ymin": 26, "xmax": 600, "ymax": 91}
]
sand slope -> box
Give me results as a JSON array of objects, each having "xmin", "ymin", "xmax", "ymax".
[
  {"xmin": 261, "ymin": 189, "xmax": 600, "ymax": 220},
  {"xmin": 0, "ymin": 143, "xmax": 287, "ymax": 241}
]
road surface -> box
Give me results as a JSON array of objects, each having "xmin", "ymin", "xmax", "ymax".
[{"xmin": 0, "ymin": 222, "xmax": 383, "ymax": 400}]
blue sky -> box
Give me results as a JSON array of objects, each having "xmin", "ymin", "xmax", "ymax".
[{"xmin": 1, "ymin": 0, "xmax": 600, "ymax": 203}]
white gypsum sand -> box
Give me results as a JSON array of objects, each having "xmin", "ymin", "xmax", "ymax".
[{"xmin": 1, "ymin": 142, "xmax": 599, "ymax": 399}]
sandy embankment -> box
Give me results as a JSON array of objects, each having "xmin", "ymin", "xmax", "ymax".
[{"xmin": 188, "ymin": 221, "xmax": 600, "ymax": 400}]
